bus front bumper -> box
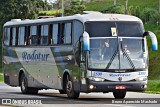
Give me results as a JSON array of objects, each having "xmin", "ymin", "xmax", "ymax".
[{"xmin": 81, "ymin": 80, "xmax": 147, "ymax": 93}]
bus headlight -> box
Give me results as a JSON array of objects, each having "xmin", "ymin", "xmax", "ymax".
[
  {"xmin": 89, "ymin": 77, "xmax": 105, "ymax": 82},
  {"xmin": 136, "ymin": 77, "xmax": 147, "ymax": 81}
]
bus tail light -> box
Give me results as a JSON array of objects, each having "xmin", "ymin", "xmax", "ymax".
[{"xmin": 115, "ymin": 85, "xmax": 126, "ymax": 90}]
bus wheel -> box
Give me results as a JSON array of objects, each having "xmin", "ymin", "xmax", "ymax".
[
  {"xmin": 66, "ymin": 74, "xmax": 80, "ymax": 99},
  {"xmin": 113, "ymin": 92, "xmax": 126, "ymax": 99},
  {"xmin": 20, "ymin": 73, "xmax": 38, "ymax": 94}
]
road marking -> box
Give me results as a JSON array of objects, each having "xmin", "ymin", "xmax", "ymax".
[{"xmin": 106, "ymin": 104, "xmax": 134, "ymax": 107}]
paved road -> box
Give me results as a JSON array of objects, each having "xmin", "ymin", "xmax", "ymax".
[{"xmin": 0, "ymin": 82, "xmax": 160, "ymax": 107}]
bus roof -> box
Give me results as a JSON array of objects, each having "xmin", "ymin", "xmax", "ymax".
[{"xmin": 4, "ymin": 12, "xmax": 142, "ymax": 27}]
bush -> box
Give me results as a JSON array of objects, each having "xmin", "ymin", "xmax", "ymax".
[
  {"xmin": 140, "ymin": 8, "xmax": 160, "ymax": 23},
  {"xmin": 38, "ymin": 10, "xmax": 62, "ymax": 17},
  {"xmin": 128, "ymin": 6, "xmax": 141, "ymax": 16},
  {"xmin": 64, "ymin": 0, "xmax": 86, "ymax": 16},
  {"xmin": 38, "ymin": 12, "xmax": 47, "ymax": 16}
]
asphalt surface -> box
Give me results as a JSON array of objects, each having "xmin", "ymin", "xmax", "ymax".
[{"xmin": 0, "ymin": 82, "xmax": 160, "ymax": 107}]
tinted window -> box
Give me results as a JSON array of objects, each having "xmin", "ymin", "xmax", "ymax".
[
  {"xmin": 73, "ymin": 21, "xmax": 83, "ymax": 44},
  {"xmin": 30, "ymin": 26, "xmax": 38, "ymax": 45},
  {"xmin": 85, "ymin": 22, "xmax": 115, "ymax": 37},
  {"xmin": 41, "ymin": 25, "xmax": 48, "ymax": 45},
  {"xmin": 64, "ymin": 23, "xmax": 72, "ymax": 44},
  {"xmin": 4, "ymin": 28, "xmax": 10, "ymax": 46},
  {"xmin": 12, "ymin": 27, "xmax": 17, "ymax": 46},
  {"xmin": 85, "ymin": 21, "xmax": 144, "ymax": 37},
  {"xmin": 116, "ymin": 22, "xmax": 144, "ymax": 37},
  {"xmin": 18, "ymin": 27, "xmax": 25, "ymax": 45},
  {"xmin": 52, "ymin": 24, "xmax": 58, "ymax": 44}
]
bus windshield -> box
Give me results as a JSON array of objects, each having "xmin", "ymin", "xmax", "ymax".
[{"xmin": 86, "ymin": 21, "xmax": 147, "ymax": 70}]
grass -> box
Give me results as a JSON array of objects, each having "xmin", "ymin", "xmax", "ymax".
[
  {"xmin": 85, "ymin": 0, "xmax": 159, "ymax": 11},
  {"xmin": 145, "ymin": 80, "xmax": 160, "ymax": 94},
  {"xmin": 0, "ymin": 74, "xmax": 3, "ymax": 82},
  {"xmin": 0, "ymin": 67, "xmax": 3, "ymax": 82}
]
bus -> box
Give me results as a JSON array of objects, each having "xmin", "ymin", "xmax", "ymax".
[{"xmin": 2, "ymin": 12, "xmax": 158, "ymax": 99}]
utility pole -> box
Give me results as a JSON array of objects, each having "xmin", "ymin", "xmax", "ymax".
[
  {"xmin": 62, "ymin": 0, "xmax": 64, "ymax": 16},
  {"xmin": 159, "ymin": 0, "xmax": 160, "ymax": 13},
  {"xmin": 114, "ymin": 0, "xmax": 116, "ymax": 6},
  {"xmin": 125, "ymin": 0, "xmax": 128, "ymax": 14}
]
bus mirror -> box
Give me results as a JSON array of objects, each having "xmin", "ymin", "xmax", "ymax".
[
  {"xmin": 83, "ymin": 32, "xmax": 90, "ymax": 51},
  {"xmin": 144, "ymin": 31, "xmax": 158, "ymax": 51}
]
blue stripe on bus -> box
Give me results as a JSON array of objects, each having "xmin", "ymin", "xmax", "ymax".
[
  {"xmin": 54, "ymin": 48, "xmax": 65, "ymax": 70},
  {"xmin": 7, "ymin": 48, "xmax": 19, "ymax": 69}
]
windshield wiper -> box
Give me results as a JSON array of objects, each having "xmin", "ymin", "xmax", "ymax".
[
  {"xmin": 106, "ymin": 42, "xmax": 136, "ymax": 70},
  {"xmin": 121, "ymin": 43, "xmax": 135, "ymax": 70},
  {"xmin": 106, "ymin": 49, "xmax": 118, "ymax": 69}
]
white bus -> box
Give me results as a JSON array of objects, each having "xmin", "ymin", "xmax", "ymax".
[{"xmin": 2, "ymin": 12, "xmax": 158, "ymax": 99}]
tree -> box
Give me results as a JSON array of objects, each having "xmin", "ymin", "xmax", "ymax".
[
  {"xmin": 114, "ymin": 0, "xmax": 116, "ymax": 6},
  {"xmin": 64, "ymin": 0, "xmax": 86, "ymax": 16},
  {"xmin": 53, "ymin": 0, "xmax": 71, "ymax": 9},
  {"xmin": 0, "ymin": 0, "xmax": 48, "ymax": 22},
  {"xmin": 125, "ymin": 0, "xmax": 128, "ymax": 14}
]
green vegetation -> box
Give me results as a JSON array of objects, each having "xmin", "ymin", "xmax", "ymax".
[
  {"xmin": 146, "ymin": 80, "xmax": 160, "ymax": 93},
  {"xmin": 65, "ymin": 0, "xmax": 86, "ymax": 16},
  {"xmin": 0, "ymin": 75, "xmax": 3, "ymax": 82},
  {"xmin": 144, "ymin": 23, "xmax": 160, "ymax": 80},
  {"xmin": 0, "ymin": 68, "xmax": 3, "ymax": 82},
  {"xmin": 38, "ymin": 0, "xmax": 86, "ymax": 16},
  {"xmin": 86, "ymin": 0, "xmax": 159, "ymax": 11},
  {"xmin": 39, "ymin": 10, "xmax": 62, "ymax": 17}
]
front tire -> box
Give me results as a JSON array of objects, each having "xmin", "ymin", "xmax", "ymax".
[
  {"xmin": 20, "ymin": 73, "xmax": 38, "ymax": 94},
  {"xmin": 66, "ymin": 74, "xmax": 80, "ymax": 99},
  {"xmin": 113, "ymin": 92, "xmax": 126, "ymax": 99}
]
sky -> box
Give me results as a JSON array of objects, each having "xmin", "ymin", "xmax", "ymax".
[{"xmin": 46, "ymin": 0, "xmax": 56, "ymax": 3}]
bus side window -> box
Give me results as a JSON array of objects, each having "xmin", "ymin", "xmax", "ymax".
[
  {"xmin": 52, "ymin": 24, "xmax": 58, "ymax": 44},
  {"xmin": 12, "ymin": 27, "xmax": 17, "ymax": 46},
  {"xmin": 40, "ymin": 25, "xmax": 49, "ymax": 45},
  {"xmin": 3, "ymin": 27, "xmax": 11, "ymax": 46},
  {"xmin": 57, "ymin": 23, "xmax": 65, "ymax": 44},
  {"xmin": 64, "ymin": 23, "xmax": 72, "ymax": 44},
  {"xmin": 30, "ymin": 26, "xmax": 38, "ymax": 45},
  {"xmin": 18, "ymin": 27, "xmax": 25, "ymax": 45},
  {"xmin": 48, "ymin": 24, "xmax": 53, "ymax": 45},
  {"xmin": 73, "ymin": 21, "xmax": 83, "ymax": 45}
]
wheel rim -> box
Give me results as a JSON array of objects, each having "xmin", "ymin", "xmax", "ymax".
[
  {"xmin": 67, "ymin": 81, "xmax": 72, "ymax": 92},
  {"xmin": 21, "ymin": 77, "xmax": 26, "ymax": 91},
  {"xmin": 66, "ymin": 75, "xmax": 72, "ymax": 93}
]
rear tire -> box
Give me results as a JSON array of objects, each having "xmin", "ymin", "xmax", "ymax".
[
  {"xmin": 113, "ymin": 92, "xmax": 126, "ymax": 99},
  {"xmin": 66, "ymin": 74, "xmax": 80, "ymax": 99},
  {"xmin": 20, "ymin": 73, "xmax": 38, "ymax": 94}
]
